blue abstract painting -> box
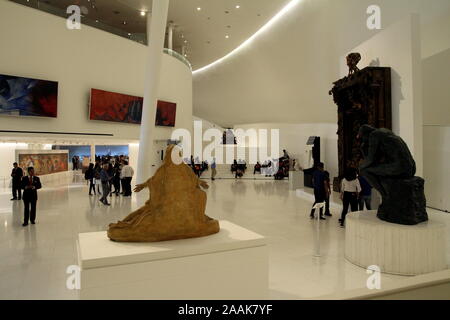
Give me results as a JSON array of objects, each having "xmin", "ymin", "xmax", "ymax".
[{"xmin": 0, "ymin": 74, "xmax": 58, "ymax": 117}]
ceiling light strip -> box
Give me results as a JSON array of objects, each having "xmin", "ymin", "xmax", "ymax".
[{"xmin": 192, "ymin": 0, "xmax": 301, "ymax": 74}]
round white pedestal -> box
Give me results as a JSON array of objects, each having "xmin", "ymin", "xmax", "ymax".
[{"xmin": 345, "ymin": 211, "xmax": 447, "ymax": 275}]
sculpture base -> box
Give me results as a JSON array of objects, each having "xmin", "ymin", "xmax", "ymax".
[
  {"xmin": 345, "ymin": 211, "xmax": 447, "ymax": 275},
  {"xmin": 77, "ymin": 221, "xmax": 268, "ymax": 300},
  {"xmin": 377, "ymin": 176, "xmax": 428, "ymax": 225}
]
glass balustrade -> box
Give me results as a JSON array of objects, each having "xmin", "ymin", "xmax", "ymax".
[{"xmin": 163, "ymin": 49, "xmax": 192, "ymax": 71}]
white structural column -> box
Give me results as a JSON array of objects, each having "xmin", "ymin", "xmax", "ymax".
[
  {"xmin": 136, "ymin": 0, "xmax": 170, "ymax": 185},
  {"xmin": 90, "ymin": 145, "xmax": 95, "ymax": 162},
  {"xmin": 167, "ymin": 22, "xmax": 173, "ymax": 51}
]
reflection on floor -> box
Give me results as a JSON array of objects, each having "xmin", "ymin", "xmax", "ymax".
[{"xmin": 0, "ymin": 179, "xmax": 448, "ymax": 299}]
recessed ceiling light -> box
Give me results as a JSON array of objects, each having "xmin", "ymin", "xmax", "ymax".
[
  {"xmin": 140, "ymin": 11, "xmax": 146, "ymax": 16},
  {"xmin": 225, "ymin": 35, "xmax": 230, "ymax": 39},
  {"xmin": 197, "ymin": 7, "xmax": 201, "ymax": 11},
  {"xmin": 184, "ymin": 40, "xmax": 188, "ymax": 43},
  {"xmin": 236, "ymin": 5, "xmax": 240, "ymax": 9}
]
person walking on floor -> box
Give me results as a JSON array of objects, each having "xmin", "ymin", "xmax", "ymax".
[
  {"xmin": 310, "ymin": 162, "xmax": 328, "ymax": 220},
  {"xmin": 121, "ymin": 161, "xmax": 134, "ymax": 197},
  {"xmin": 11, "ymin": 162, "xmax": 23, "ymax": 201},
  {"xmin": 358, "ymin": 174, "xmax": 372, "ymax": 211},
  {"xmin": 339, "ymin": 168, "xmax": 361, "ymax": 227},
  {"xmin": 85, "ymin": 163, "xmax": 96, "ymax": 195},
  {"xmin": 94, "ymin": 161, "xmax": 102, "ymax": 195},
  {"xmin": 323, "ymin": 170, "xmax": 332, "ymax": 217},
  {"xmin": 99, "ymin": 164, "xmax": 112, "ymax": 205},
  {"xmin": 211, "ymin": 158, "xmax": 217, "ymax": 181},
  {"xmin": 113, "ymin": 162, "xmax": 121, "ymax": 195},
  {"xmin": 107, "ymin": 163, "xmax": 114, "ymax": 198},
  {"xmin": 21, "ymin": 167, "xmax": 42, "ymax": 226}
]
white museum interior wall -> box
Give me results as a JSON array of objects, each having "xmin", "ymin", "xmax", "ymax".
[
  {"xmin": 342, "ymin": 14, "xmax": 424, "ymax": 176},
  {"xmin": 193, "ymin": 116, "xmax": 225, "ymax": 132},
  {"xmin": 193, "ymin": 0, "xmax": 450, "ymax": 128},
  {"xmin": 423, "ymin": 126, "xmax": 450, "ymax": 212},
  {"xmin": 422, "ymin": 46, "xmax": 450, "ymax": 212},
  {"xmin": 0, "ymin": 2, "xmax": 193, "ymax": 145}
]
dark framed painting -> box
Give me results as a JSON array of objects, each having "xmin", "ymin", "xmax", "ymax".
[
  {"xmin": 18, "ymin": 153, "xmax": 68, "ymax": 176},
  {"xmin": 0, "ymin": 74, "xmax": 58, "ymax": 118},
  {"xmin": 156, "ymin": 100, "xmax": 177, "ymax": 127},
  {"xmin": 90, "ymin": 88, "xmax": 143, "ymax": 124}
]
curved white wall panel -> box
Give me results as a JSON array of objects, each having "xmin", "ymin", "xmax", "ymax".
[{"xmin": 193, "ymin": 0, "xmax": 450, "ymax": 128}]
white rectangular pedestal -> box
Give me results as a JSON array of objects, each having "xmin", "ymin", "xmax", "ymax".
[
  {"xmin": 289, "ymin": 171, "xmax": 304, "ymax": 190},
  {"xmin": 77, "ymin": 221, "xmax": 268, "ymax": 300}
]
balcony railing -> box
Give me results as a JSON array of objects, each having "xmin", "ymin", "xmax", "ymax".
[{"xmin": 163, "ymin": 49, "xmax": 192, "ymax": 71}]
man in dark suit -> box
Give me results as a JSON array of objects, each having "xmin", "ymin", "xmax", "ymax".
[
  {"xmin": 11, "ymin": 162, "xmax": 23, "ymax": 201},
  {"xmin": 21, "ymin": 167, "xmax": 42, "ymax": 227}
]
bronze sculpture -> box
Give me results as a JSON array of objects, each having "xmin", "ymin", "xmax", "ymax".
[
  {"xmin": 358, "ymin": 125, "xmax": 428, "ymax": 225},
  {"xmin": 329, "ymin": 65, "xmax": 392, "ymax": 191},
  {"xmin": 346, "ymin": 52, "xmax": 361, "ymax": 76},
  {"xmin": 108, "ymin": 145, "xmax": 220, "ymax": 242}
]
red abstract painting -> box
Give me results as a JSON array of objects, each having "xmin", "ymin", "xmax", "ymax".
[
  {"xmin": 90, "ymin": 89, "xmax": 143, "ymax": 124},
  {"xmin": 156, "ymin": 100, "xmax": 177, "ymax": 127}
]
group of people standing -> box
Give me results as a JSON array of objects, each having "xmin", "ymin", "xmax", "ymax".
[
  {"xmin": 84, "ymin": 159, "xmax": 134, "ymax": 206},
  {"xmin": 310, "ymin": 163, "xmax": 372, "ymax": 227},
  {"xmin": 11, "ymin": 163, "xmax": 42, "ymax": 226},
  {"xmin": 71, "ymin": 156, "xmax": 81, "ymax": 171}
]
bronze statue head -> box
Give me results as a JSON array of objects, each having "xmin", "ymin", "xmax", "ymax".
[{"xmin": 346, "ymin": 53, "xmax": 361, "ymax": 75}]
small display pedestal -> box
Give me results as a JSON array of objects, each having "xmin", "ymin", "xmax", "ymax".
[
  {"xmin": 77, "ymin": 221, "xmax": 268, "ymax": 300},
  {"xmin": 289, "ymin": 170, "xmax": 304, "ymax": 190},
  {"xmin": 345, "ymin": 211, "xmax": 447, "ymax": 275}
]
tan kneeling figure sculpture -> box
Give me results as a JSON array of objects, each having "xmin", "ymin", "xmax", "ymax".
[{"xmin": 108, "ymin": 145, "xmax": 220, "ymax": 242}]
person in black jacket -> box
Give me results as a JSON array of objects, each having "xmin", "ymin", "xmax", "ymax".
[
  {"xmin": 21, "ymin": 167, "xmax": 42, "ymax": 226},
  {"xmin": 85, "ymin": 163, "xmax": 95, "ymax": 195},
  {"xmin": 112, "ymin": 162, "xmax": 121, "ymax": 195},
  {"xmin": 11, "ymin": 162, "xmax": 23, "ymax": 201}
]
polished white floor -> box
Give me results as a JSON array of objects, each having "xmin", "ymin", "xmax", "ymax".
[{"xmin": 0, "ymin": 176, "xmax": 448, "ymax": 300}]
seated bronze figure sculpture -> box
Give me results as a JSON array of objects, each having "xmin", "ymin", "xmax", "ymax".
[
  {"xmin": 108, "ymin": 145, "xmax": 220, "ymax": 242},
  {"xmin": 358, "ymin": 125, "xmax": 428, "ymax": 225}
]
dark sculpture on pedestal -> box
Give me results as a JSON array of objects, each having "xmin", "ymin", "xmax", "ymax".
[
  {"xmin": 358, "ymin": 125, "xmax": 428, "ymax": 225},
  {"xmin": 329, "ymin": 64, "xmax": 392, "ymax": 191}
]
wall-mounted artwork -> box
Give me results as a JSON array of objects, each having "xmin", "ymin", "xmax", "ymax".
[
  {"xmin": 18, "ymin": 153, "xmax": 68, "ymax": 176},
  {"xmin": 90, "ymin": 88, "xmax": 143, "ymax": 124},
  {"xmin": 156, "ymin": 100, "xmax": 177, "ymax": 127},
  {"xmin": 0, "ymin": 74, "xmax": 58, "ymax": 117}
]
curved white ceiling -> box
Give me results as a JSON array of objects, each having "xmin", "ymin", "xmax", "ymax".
[{"xmin": 193, "ymin": 0, "xmax": 450, "ymax": 128}]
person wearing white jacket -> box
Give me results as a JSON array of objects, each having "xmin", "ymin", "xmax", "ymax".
[
  {"xmin": 120, "ymin": 161, "xmax": 134, "ymax": 197},
  {"xmin": 339, "ymin": 168, "xmax": 361, "ymax": 227}
]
